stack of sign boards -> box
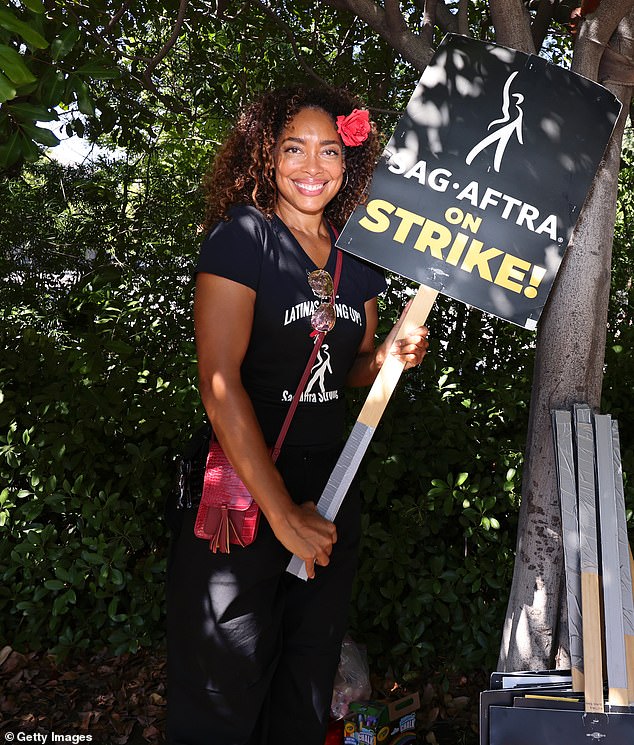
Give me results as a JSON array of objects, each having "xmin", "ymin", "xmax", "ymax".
[{"xmin": 480, "ymin": 404, "xmax": 634, "ymax": 744}]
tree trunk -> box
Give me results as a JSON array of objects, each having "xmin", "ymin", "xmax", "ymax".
[
  {"xmin": 489, "ymin": 0, "xmax": 535, "ymax": 52},
  {"xmin": 498, "ymin": 12, "xmax": 634, "ymax": 671}
]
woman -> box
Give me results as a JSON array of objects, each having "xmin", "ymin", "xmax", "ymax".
[{"xmin": 167, "ymin": 86, "xmax": 428, "ymax": 745}]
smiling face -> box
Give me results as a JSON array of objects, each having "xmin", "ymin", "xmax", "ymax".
[{"xmin": 273, "ymin": 106, "xmax": 345, "ymax": 221}]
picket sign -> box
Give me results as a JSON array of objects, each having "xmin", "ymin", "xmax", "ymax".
[
  {"xmin": 286, "ymin": 33, "xmax": 620, "ymax": 580},
  {"xmin": 552, "ymin": 406, "xmax": 634, "ymax": 712},
  {"xmin": 610, "ymin": 421, "xmax": 634, "ymax": 706},
  {"xmin": 551, "ymin": 410, "xmax": 583, "ymax": 694}
]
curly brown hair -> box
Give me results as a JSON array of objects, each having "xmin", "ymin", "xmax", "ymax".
[{"xmin": 201, "ymin": 86, "xmax": 382, "ymax": 231}]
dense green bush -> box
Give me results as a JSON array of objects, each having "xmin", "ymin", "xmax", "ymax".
[
  {"xmin": 0, "ymin": 289, "xmax": 201, "ymax": 657},
  {"xmin": 0, "ymin": 158, "xmax": 203, "ymax": 656},
  {"xmin": 1, "ymin": 335, "xmax": 167, "ymax": 655}
]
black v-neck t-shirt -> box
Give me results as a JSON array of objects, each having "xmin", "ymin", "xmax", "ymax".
[{"xmin": 196, "ymin": 205, "xmax": 387, "ymax": 447}]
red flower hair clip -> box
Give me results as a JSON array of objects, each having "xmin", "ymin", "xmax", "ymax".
[{"xmin": 336, "ymin": 109, "xmax": 371, "ymax": 147}]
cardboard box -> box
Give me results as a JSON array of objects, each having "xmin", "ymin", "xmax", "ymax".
[{"xmin": 343, "ymin": 692, "xmax": 419, "ymax": 744}]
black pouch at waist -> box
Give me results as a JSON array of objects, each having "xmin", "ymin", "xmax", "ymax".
[{"xmin": 172, "ymin": 421, "xmax": 212, "ymax": 510}]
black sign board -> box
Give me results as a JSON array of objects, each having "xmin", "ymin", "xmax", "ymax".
[{"xmin": 337, "ymin": 34, "xmax": 621, "ymax": 329}]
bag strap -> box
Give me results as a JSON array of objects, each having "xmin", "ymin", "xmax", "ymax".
[{"xmin": 271, "ymin": 239, "xmax": 343, "ymax": 462}]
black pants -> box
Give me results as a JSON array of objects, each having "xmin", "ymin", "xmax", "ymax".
[{"xmin": 166, "ymin": 443, "xmax": 361, "ymax": 745}]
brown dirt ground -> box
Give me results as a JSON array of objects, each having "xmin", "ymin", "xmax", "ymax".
[{"xmin": 0, "ymin": 645, "xmax": 481, "ymax": 744}]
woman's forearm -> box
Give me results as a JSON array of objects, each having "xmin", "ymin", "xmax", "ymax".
[
  {"xmin": 345, "ymin": 346, "xmax": 386, "ymax": 388},
  {"xmin": 199, "ymin": 377, "xmax": 294, "ymax": 527}
]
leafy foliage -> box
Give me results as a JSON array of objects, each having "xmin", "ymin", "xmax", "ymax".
[
  {"xmin": 0, "ymin": 157, "xmax": 202, "ymax": 656},
  {"xmin": 0, "ymin": 0, "xmax": 414, "ymax": 171}
]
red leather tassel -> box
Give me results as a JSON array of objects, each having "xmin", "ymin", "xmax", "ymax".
[
  {"xmin": 228, "ymin": 515, "xmax": 246, "ymax": 547},
  {"xmin": 209, "ymin": 506, "xmax": 230, "ymax": 553}
]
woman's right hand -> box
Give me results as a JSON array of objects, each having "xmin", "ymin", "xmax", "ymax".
[{"xmin": 269, "ymin": 502, "xmax": 337, "ymax": 579}]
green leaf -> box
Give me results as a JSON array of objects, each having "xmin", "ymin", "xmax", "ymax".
[
  {"xmin": 0, "ymin": 131, "xmax": 21, "ymax": 168},
  {"xmin": 0, "ymin": 70, "xmax": 17, "ymax": 103},
  {"xmin": 44, "ymin": 579, "xmax": 65, "ymax": 591},
  {"xmin": 72, "ymin": 117, "xmax": 85, "ymax": 138},
  {"xmin": 20, "ymin": 121, "xmax": 59, "ymax": 147},
  {"xmin": 54, "ymin": 566, "xmax": 73, "ymax": 583},
  {"xmin": 38, "ymin": 68, "xmax": 66, "ymax": 107},
  {"xmin": 51, "ymin": 26, "xmax": 80, "ymax": 62},
  {"xmin": 22, "ymin": 0, "xmax": 46, "ymax": 12},
  {"xmin": 49, "ymin": 589, "xmax": 76, "ymax": 616},
  {"xmin": 77, "ymin": 87, "xmax": 95, "ymax": 117},
  {"xmin": 455, "ymin": 472, "xmax": 469, "ymax": 487},
  {"xmin": 18, "ymin": 130, "xmax": 41, "ymax": 162},
  {"xmin": 76, "ymin": 60, "xmax": 121, "ymax": 80},
  {"xmin": 66, "ymin": 75, "xmax": 96, "ymax": 116},
  {"xmin": 98, "ymin": 105, "xmax": 116, "ymax": 133},
  {"xmin": 8, "ymin": 102, "xmax": 58, "ymax": 122},
  {"xmin": 0, "ymin": 8, "xmax": 49, "ymax": 49},
  {"xmin": 111, "ymin": 568, "xmax": 124, "ymax": 586},
  {"xmin": 0, "ymin": 43, "xmax": 36, "ymax": 86},
  {"xmin": 14, "ymin": 80, "xmax": 37, "ymax": 96}
]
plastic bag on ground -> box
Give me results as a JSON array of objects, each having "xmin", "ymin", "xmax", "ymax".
[{"xmin": 330, "ymin": 635, "xmax": 372, "ymax": 719}]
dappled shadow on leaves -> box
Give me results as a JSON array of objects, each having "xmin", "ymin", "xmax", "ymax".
[{"xmin": 0, "ymin": 646, "xmax": 166, "ymax": 744}]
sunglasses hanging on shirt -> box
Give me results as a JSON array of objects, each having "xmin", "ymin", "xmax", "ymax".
[{"xmin": 308, "ymin": 268, "xmax": 336, "ymax": 333}]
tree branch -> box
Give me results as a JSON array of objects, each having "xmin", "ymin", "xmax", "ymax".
[
  {"xmin": 81, "ymin": 0, "xmax": 196, "ymax": 112},
  {"xmin": 143, "ymin": 0, "xmax": 190, "ymax": 82},
  {"xmin": 572, "ymin": 0, "xmax": 634, "ymax": 80},
  {"xmin": 530, "ymin": 0, "xmax": 556, "ymax": 52},
  {"xmin": 489, "ymin": 0, "xmax": 535, "ymax": 52},
  {"xmin": 458, "ymin": 0, "xmax": 470, "ymax": 36},
  {"xmin": 323, "ymin": 0, "xmax": 435, "ymax": 71},
  {"xmin": 249, "ymin": 0, "xmax": 333, "ymax": 88},
  {"xmin": 134, "ymin": 0, "xmax": 192, "ymax": 113},
  {"xmin": 103, "ymin": 1, "xmax": 134, "ymax": 36},
  {"xmin": 422, "ymin": 0, "xmax": 439, "ymax": 43},
  {"xmin": 412, "ymin": 0, "xmax": 460, "ymax": 34},
  {"xmin": 385, "ymin": 0, "xmax": 408, "ymax": 34},
  {"xmin": 438, "ymin": 0, "xmax": 461, "ymax": 33}
]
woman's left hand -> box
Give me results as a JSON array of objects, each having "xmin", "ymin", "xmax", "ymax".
[
  {"xmin": 346, "ymin": 298, "xmax": 430, "ymax": 387},
  {"xmin": 390, "ymin": 324, "xmax": 429, "ymax": 369},
  {"xmin": 382, "ymin": 299, "xmax": 429, "ymax": 370}
]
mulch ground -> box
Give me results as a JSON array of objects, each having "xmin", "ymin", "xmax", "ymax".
[{"xmin": 0, "ymin": 645, "xmax": 481, "ymax": 744}]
